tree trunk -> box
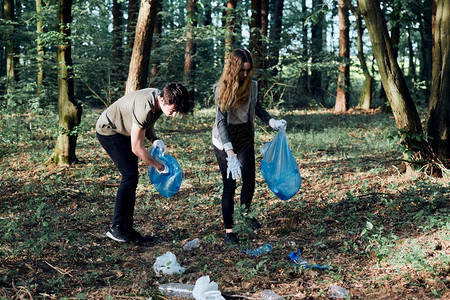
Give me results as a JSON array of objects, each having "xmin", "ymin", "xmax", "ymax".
[
  {"xmin": 112, "ymin": 0, "xmax": 124, "ymax": 84},
  {"xmin": 346, "ymin": 0, "xmax": 373, "ymax": 110},
  {"xmin": 4, "ymin": 0, "xmax": 15, "ymax": 95},
  {"xmin": 269, "ymin": 0, "xmax": 283, "ymax": 76},
  {"xmin": 126, "ymin": 0, "xmax": 139, "ymax": 58},
  {"xmin": 51, "ymin": 0, "xmax": 82, "ymax": 165},
  {"xmin": 149, "ymin": 0, "xmax": 162, "ymax": 87},
  {"xmin": 358, "ymin": 0, "xmax": 426, "ymax": 161},
  {"xmin": 184, "ymin": 0, "xmax": 197, "ymax": 99},
  {"xmin": 224, "ymin": 0, "xmax": 237, "ymax": 59},
  {"xmin": 125, "ymin": 0, "xmax": 160, "ymax": 94},
  {"xmin": 260, "ymin": 0, "xmax": 268, "ymax": 69},
  {"xmin": 335, "ymin": 0, "xmax": 350, "ymax": 113},
  {"xmin": 310, "ymin": 0, "xmax": 324, "ymax": 101},
  {"xmin": 36, "ymin": 0, "xmax": 44, "ymax": 95},
  {"xmin": 427, "ymin": 0, "xmax": 450, "ymax": 160},
  {"xmin": 250, "ymin": 0, "xmax": 262, "ymax": 69}
]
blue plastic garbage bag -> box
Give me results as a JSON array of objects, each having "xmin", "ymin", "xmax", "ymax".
[
  {"xmin": 260, "ymin": 127, "xmax": 301, "ymax": 200},
  {"xmin": 147, "ymin": 146, "xmax": 183, "ymax": 197}
]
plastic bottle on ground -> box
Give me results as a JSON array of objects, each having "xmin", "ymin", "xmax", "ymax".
[
  {"xmin": 158, "ymin": 283, "xmax": 195, "ymax": 298},
  {"xmin": 260, "ymin": 289, "xmax": 285, "ymax": 300},
  {"xmin": 328, "ymin": 285, "xmax": 350, "ymax": 298},
  {"xmin": 244, "ymin": 243, "xmax": 273, "ymax": 256},
  {"xmin": 183, "ymin": 238, "xmax": 201, "ymax": 251}
]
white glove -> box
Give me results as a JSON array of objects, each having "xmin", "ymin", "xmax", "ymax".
[
  {"xmin": 152, "ymin": 139, "xmax": 167, "ymax": 156},
  {"xmin": 269, "ymin": 118, "xmax": 287, "ymax": 130},
  {"xmin": 226, "ymin": 154, "xmax": 242, "ymax": 180}
]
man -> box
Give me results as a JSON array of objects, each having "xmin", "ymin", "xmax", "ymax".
[{"xmin": 96, "ymin": 82, "xmax": 191, "ymax": 244}]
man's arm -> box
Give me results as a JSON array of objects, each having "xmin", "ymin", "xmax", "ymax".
[{"xmin": 130, "ymin": 123, "xmax": 165, "ymax": 172}]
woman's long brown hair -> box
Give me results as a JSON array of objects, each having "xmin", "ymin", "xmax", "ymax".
[{"xmin": 216, "ymin": 48, "xmax": 254, "ymax": 112}]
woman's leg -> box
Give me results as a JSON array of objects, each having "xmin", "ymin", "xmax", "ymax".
[
  {"xmin": 238, "ymin": 144, "xmax": 255, "ymax": 210},
  {"xmin": 213, "ymin": 146, "xmax": 237, "ymax": 231}
]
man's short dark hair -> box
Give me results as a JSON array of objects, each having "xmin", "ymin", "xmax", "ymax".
[{"xmin": 161, "ymin": 82, "xmax": 191, "ymax": 115}]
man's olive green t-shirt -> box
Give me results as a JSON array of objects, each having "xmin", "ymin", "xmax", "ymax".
[{"xmin": 96, "ymin": 88, "xmax": 162, "ymax": 141}]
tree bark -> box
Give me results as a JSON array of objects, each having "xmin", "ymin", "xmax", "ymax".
[
  {"xmin": 126, "ymin": 0, "xmax": 139, "ymax": 58},
  {"xmin": 149, "ymin": 0, "xmax": 162, "ymax": 87},
  {"xmin": 51, "ymin": 0, "xmax": 82, "ymax": 165},
  {"xmin": 427, "ymin": 0, "xmax": 450, "ymax": 160},
  {"xmin": 250, "ymin": 0, "xmax": 262, "ymax": 69},
  {"xmin": 4, "ymin": 0, "xmax": 15, "ymax": 95},
  {"xmin": 310, "ymin": 0, "xmax": 324, "ymax": 100},
  {"xmin": 260, "ymin": 0, "xmax": 269, "ymax": 69},
  {"xmin": 335, "ymin": 0, "xmax": 350, "ymax": 113},
  {"xmin": 126, "ymin": 0, "xmax": 160, "ymax": 94},
  {"xmin": 346, "ymin": 0, "xmax": 373, "ymax": 110},
  {"xmin": 269, "ymin": 0, "xmax": 283, "ymax": 76},
  {"xmin": 184, "ymin": 0, "xmax": 197, "ymax": 99},
  {"xmin": 36, "ymin": 0, "xmax": 44, "ymax": 95},
  {"xmin": 224, "ymin": 0, "xmax": 237, "ymax": 59},
  {"xmin": 112, "ymin": 0, "xmax": 124, "ymax": 84},
  {"xmin": 358, "ymin": 0, "xmax": 426, "ymax": 160}
]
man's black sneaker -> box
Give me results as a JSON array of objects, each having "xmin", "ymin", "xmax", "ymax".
[
  {"xmin": 224, "ymin": 232, "xmax": 239, "ymax": 244},
  {"xmin": 250, "ymin": 218, "xmax": 261, "ymax": 230},
  {"xmin": 106, "ymin": 225, "xmax": 131, "ymax": 243},
  {"xmin": 128, "ymin": 228, "xmax": 155, "ymax": 245}
]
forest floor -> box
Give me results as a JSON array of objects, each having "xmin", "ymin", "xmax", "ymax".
[{"xmin": 0, "ymin": 107, "xmax": 449, "ymax": 299}]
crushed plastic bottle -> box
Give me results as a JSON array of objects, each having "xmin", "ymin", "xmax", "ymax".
[
  {"xmin": 183, "ymin": 238, "xmax": 201, "ymax": 251},
  {"xmin": 328, "ymin": 285, "xmax": 349, "ymax": 298},
  {"xmin": 260, "ymin": 289, "xmax": 285, "ymax": 300},
  {"xmin": 159, "ymin": 283, "xmax": 195, "ymax": 298},
  {"xmin": 289, "ymin": 249, "xmax": 330, "ymax": 270},
  {"xmin": 243, "ymin": 243, "xmax": 273, "ymax": 256}
]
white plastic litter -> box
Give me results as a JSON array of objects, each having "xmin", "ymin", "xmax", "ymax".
[
  {"xmin": 153, "ymin": 251, "xmax": 186, "ymax": 275},
  {"xmin": 192, "ymin": 276, "xmax": 225, "ymax": 300}
]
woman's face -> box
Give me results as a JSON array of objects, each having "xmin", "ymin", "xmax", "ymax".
[{"xmin": 238, "ymin": 62, "xmax": 252, "ymax": 83}]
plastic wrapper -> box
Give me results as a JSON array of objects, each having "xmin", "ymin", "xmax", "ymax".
[
  {"xmin": 148, "ymin": 146, "xmax": 183, "ymax": 197},
  {"xmin": 260, "ymin": 128, "xmax": 301, "ymax": 200},
  {"xmin": 153, "ymin": 251, "xmax": 186, "ymax": 275}
]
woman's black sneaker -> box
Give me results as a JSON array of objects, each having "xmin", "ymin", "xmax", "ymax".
[
  {"xmin": 224, "ymin": 232, "xmax": 239, "ymax": 244},
  {"xmin": 106, "ymin": 225, "xmax": 131, "ymax": 243}
]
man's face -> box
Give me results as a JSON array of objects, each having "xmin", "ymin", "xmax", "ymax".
[{"xmin": 161, "ymin": 99, "xmax": 177, "ymax": 117}]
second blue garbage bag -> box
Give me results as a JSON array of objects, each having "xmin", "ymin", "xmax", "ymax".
[
  {"xmin": 148, "ymin": 147, "xmax": 183, "ymax": 198},
  {"xmin": 260, "ymin": 127, "xmax": 301, "ymax": 200}
]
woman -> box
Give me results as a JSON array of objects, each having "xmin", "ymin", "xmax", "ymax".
[{"xmin": 212, "ymin": 48, "xmax": 287, "ymax": 243}]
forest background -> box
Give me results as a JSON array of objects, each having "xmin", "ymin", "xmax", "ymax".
[{"xmin": 0, "ymin": 0, "xmax": 449, "ymax": 299}]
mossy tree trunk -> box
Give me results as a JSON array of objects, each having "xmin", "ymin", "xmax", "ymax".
[
  {"xmin": 224, "ymin": 0, "xmax": 237, "ymax": 60},
  {"xmin": 358, "ymin": 0, "xmax": 429, "ymax": 162},
  {"xmin": 427, "ymin": 0, "xmax": 450, "ymax": 161},
  {"xmin": 50, "ymin": 0, "xmax": 82, "ymax": 165},
  {"xmin": 4, "ymin": 0, "xmax": 15, "ymax": 95},
  {"xmin": 183, "ymin": 0, "xmax": 197, "ymax": 99},
  {"xmin": 36, "ymin": 0, "xmax": 44, "ymax": 95}
]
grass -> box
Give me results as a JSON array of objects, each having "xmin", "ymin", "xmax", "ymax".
[{"xmin": 0, "ymin": 106, "xmax": 448, "ymax": 299}]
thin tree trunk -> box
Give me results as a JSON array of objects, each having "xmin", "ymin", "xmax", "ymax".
[
  {"xmin": 224, "ymin": 0, "xmax": 237, "ymax": 59},
  {"xmin": 126, "ymin": 0, "xmax": 160, "ymax": 94},
  {"xmin": 335, "ymin": 0, "xmax": 350, "ymax": 113},
  {"xmin": 427, "ymin": 0, "xmax": 450, "ymax": 160},
  {"xmin": 358, "ymin": 0, "xmax": 427, "ymax": 161},
  {"xmin": 4, "ymin": 0, "xmax": 15, "ymax": 95},
  {"xmin": 250, "ymin": 0, "xmax": 262, "ymax": 69},
  {"xmin": 184, "ymin": 0, "xmax": 197, "ymax": 99},
  {"xmin": 149, "ymin": 0, "xmax": 162, "ymax": 87},
  {"xmin": 346, "ymin": 0, "xmax": 373, "ymax": 110},
  {"xmin": 51, "ymin": 0, "xmax": 82, "ymax": 165},
  {"xmin": 36, "ymin": 0, "xmax": 44, "ymax": 95},
  {"xmin": 112, "ymin": 0, "xmax": 124, "ymax": 84},
  {"xmin": 260, "ymin": 0, "xmax": 268, "ymax": 69},
  {"xmin": 269, "ymin": 0, "xmax": 283, "ymax": 77},
  {"xmin": 126, "ymin": 0, "xmax": 139, "ymax": 58},
  {"xmin": 310, "ymin": 0, "xmax": 324, "ymax": 101}
]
